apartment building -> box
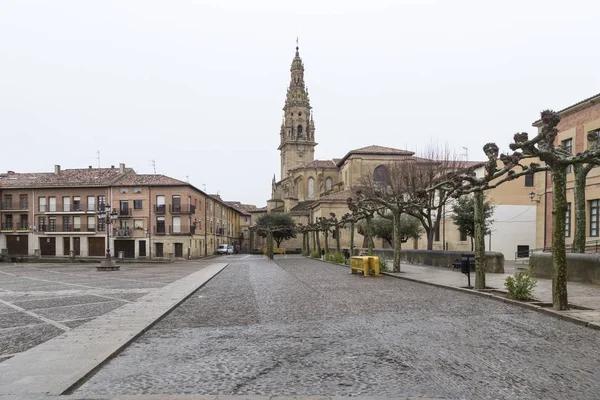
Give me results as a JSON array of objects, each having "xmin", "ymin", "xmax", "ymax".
[
  {"xmin": 0, "ymin": 164, "xmax": 245, "ymax": 259},
  {"xmin": 532, "ymin": 92, "xmax": 600, "ymax": 251}
]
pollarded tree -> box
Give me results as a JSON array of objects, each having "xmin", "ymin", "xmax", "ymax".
[
  {"xmin": 510, "ymin": 111, "xmax": 600, "ymax": 310},
  {"xmin": 360, "ymin": 214, "xmax": 422, "ymax": 247},
  {"xmin": 450, "ymin": 194, "xmax": 495, "ymax": 250},
  {"xmin": 255, "ymin": 213, "xmax": 296, "ymax": 259}
]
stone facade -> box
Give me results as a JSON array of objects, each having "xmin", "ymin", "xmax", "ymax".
[{"xmin": 0, "ymin": 164, "xmax": 244, "ymax": 259}]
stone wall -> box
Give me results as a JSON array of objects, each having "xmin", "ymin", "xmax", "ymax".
[
  {"xmin": 529, "ymin": 252, "xmax": 600, "ymax": 283},
  {"xmin": 369, "ymin": 248, "xmax": 505, "ymax": 273}
]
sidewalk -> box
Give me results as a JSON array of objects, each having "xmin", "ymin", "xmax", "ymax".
[{"xmin": 383, "ymin": 260, "xmax": 600, "ymax": 327}]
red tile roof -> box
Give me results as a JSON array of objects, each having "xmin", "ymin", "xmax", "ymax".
[
  {"xmin": 0, "ymin": 168, "xmax": 134, "ymax": 188},
  {"xmin": 293, "ymin": 159, "xmax": 337, "ymax": 170},
  {"xmin": 114, "ymin": 174, "xmax": 189, "ymax": 186}
]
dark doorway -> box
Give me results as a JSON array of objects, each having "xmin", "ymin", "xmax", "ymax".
[
  {"xmin": 516, "ymin": 245, "xmax": 530, "ymax": 258},
  {"xmin": 73, "ymin": 237, "xmax": 81, "ymax": 256},
  {"xmin": 174, "ymin": 243, "xmax": 183, "ymax": 258},
  {"xmin": 139, "ymin": 240, "xmax": 147, "ymax": 257},
  {"xmin": 114, "ymin": 240, "xmax": 135, "ymax": 258},
  {"xmin": 7, "ymin": 235, "xmax": 28, "ymax": 256},
  {"xmin": 155, "ymin": 243, "xmax": 164, "ymax": 258},
  {"xmin": 88, "ymin": 237, "xmax": 105, "ymax": 257},
  {"xmin": 40, "ymin": 237, "xmax": 56, "ymax": 256},
  {"xmin": 63, "ymin": 237, "xmax": 70, "ymax": 256}
]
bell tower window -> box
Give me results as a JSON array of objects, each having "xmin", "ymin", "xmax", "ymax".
[{"xmin": 297, "ymin": 125, "xmax": 303, "ymax": 137}]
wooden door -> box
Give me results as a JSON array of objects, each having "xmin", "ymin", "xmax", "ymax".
[
  {"xmin": 88, "ymin": 237, "xmax": 105, "ymax": 257},
  {"xmin": 139, "ymin": 240, "xmax": 146, "ymax": 257},
  {"xmin": 73, "ymin": 237, "xmax": 81, "ymax": 256},
  {"xmin": 63, "ymin": 237, "xmax": 70, "ymax": 256},
  {"xmin": 40, "ymin": 237, "xmax": 56, "ymax": 256},
  {"xmin": 7, "ymin": 235, "xmax": 28, "ymax": 256},
  {"xmin": 174, "ymin": 243, "xmax": 183, "ymax": 258}
]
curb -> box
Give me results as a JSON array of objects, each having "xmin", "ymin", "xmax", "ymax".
[{"xmin": 305, "ymin": 256, "xmax": 600, "ymax": 332}]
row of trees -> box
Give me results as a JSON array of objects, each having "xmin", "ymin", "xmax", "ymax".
[{"xmin": 255, "ymin": 110, "xmax": 600, "ymax": 310}]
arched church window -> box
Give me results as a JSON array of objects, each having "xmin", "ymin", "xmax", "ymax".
[
  {"xmin": 373, "ymin": 165, "xmax": 389, "ymax": 183},
  {"xmin": 308, "ymin": 177, "xmax": 315, "ymax": 199},
  {"xmin": 325, "ymin": 177, "xmax": 332, "ymax": 191},
  {"xmin": 297, "ymin": 125, "xmax": 303, "ymax": 137}
]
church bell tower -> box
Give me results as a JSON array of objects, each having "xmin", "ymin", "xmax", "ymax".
[{"xmin": 278, "ymin": 44, "xmax": 316, "ymax": 179}]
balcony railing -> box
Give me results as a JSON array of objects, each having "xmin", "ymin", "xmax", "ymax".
[
  {"xmin": 169, "ymin": 204, "xmax": 196, "ymax": 214},
  {"xmin": 154, "ymin": 225, "xmax": 166, "ymax": 235},
  {"xmin": 1, "ymin": 222, "xmax": 13, "ymax": 230},
  {"xmin": 113, "ymin": 228, "xmax": 132, "ymax": 237},
  {"xmin": 1, "ymin": 201, "xmax": 29, "ymax": 211},
  {"xmin": 118, "ymin": 209, "xmax": 132, "ymax": 217},
  {"xmin": 40, "ymin": 224, "xmax": 96, "ymax": 233},
  {"xmin": 17, "ymin": 222, "xmax": 29, "ymax": 231},
  {"xmin": 155, "ymin": 205, "xmax": 166, "ymax": 214},
  {"xmin": 42, "ymin": 204, "xmax": 90, "ymax": 212},
  {"xmin": 169, "ymin": 225, "xmax": 196, "ymax": 235}
]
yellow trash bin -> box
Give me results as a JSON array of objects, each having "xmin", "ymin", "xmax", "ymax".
[
  {"xmin": 367, "ymin": 256, "xmax": 380, "ymax": 276},
  {"xmin": 350, "ymin": 256, "xmax": 370, "ymax": 276}
]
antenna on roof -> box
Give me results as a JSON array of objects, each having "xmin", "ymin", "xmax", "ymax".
[
  {"xmin": 461, "ymin": 147, "xmax": 468, "ymax": 161},
  {"xmin": 150, "ymin": 160, "xmax": 156, "ymax": 174},
  {"xmin": 96, "ymin": 151, "xmax": 100, "ymax": 168},
  {"xmin": 185, "ymin": 175, "xmax": 189, "ymax": 183},
  {"xmin": 202, "ymin": 184, "xmax": 206, "ymax": 192}
]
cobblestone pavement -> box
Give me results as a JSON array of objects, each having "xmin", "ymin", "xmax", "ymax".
[
  {"xmin": 75, "ymin": 255, "xmax": 600, "ymax": 399},
  {"xmin": 0, "ymin": 259, "xmax": 219, "ymax": 362}
]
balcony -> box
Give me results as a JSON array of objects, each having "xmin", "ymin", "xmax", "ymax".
[
  {"xmin": 155, "ymin": 205, "xmax": 166, "ymax": 214},
  {"xmin": 113, "ymin": 228, "xmax": 132, "ymax": 237},
  {"xmin": 41, "ymin": 224, "xmax": 97, "ymax": 234},
  {"xmin": 1, "ymin": 222, "xmax": 14, "ymax": 231},
  {"xmin": 154, "ymin": 225, "xmax": 166, "ymax": 235},
  {"xmin": 118, "ymin": 209, "xmax": 132, "ymax": 217},
  {"xmin": 169, "ymin": 204, "xmax": 196, "ymax": 214},
  {"xmin": 42, "ymin": 204, "xmax": 90, "ymax": 213},
  {"xmin": 16, "ymin": 221, "xmax": 29, "ymax": 231},
  {"xmin": 217, "ymin": 227, "xmax": 224, "ymax": 235},
  {"xmin": 169, "ymin": 225, "xmax": 196, "ymax": 235},
  {"xmin": 1, "ymin": 201, "xmax": 28, "ymax": 211}
]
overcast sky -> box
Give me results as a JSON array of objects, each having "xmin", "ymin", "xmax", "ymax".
[{"xmin": 2, "ymin": 0, "xmax": 599, "ymax": 206}]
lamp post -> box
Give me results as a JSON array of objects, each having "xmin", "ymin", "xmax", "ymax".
[{"xmin": 98, "ymin": 203, "xmax": 118, "ymax": 266}]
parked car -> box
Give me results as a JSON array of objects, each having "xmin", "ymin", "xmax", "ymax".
[{"xmin": 217, "ymin": 244, "xmax": 233, "ymax": 255}]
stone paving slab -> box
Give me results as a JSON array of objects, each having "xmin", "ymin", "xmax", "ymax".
[
  {"xmin": 0, "ymin": 262, "xmax": 228, "ymax": 398},
  {"xmin": 382, "ymin": 261, "xmax": 600, "ymax": 327}
]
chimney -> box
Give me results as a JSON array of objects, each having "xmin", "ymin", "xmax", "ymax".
[
  {"xmin": 7, "ymin": 170, "xmax": 15, "ymax": 174},
  {"xmin": 119, "ymin": 163, "xmax": 125, "ymax": 174},
  {"xmin": 111, "ymin": 165, "xmax": 115, "ymax": 169},
  {"xmin": 88, "ymin": 166, "xmax": 92, "ymax": 169},
  {"xmin": 54, "ymin": 165, "xmax": 60, "ymax": 174}
]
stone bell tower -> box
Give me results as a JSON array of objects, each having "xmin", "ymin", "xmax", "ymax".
[{"xmin": 278, "ymin": 44, "xmax": 316, "ymax": 179}]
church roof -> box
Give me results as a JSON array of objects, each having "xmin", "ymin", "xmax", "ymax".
[
  {"xmin": 290, "ymin": 200, "xmax": 315, "ymax": 212},
  {"xmin": 317, "ymin": 188, "xmax": 358, "ymax": 202},
  {"xmin": 297, "ymin": 159, "xmax": 337, "ymax": 169},
  {"xmin": 336, "ymin": 145, "xmax": 415, "ymax": 167}
]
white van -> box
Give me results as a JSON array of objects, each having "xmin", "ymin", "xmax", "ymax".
[{"xmin": 217, "ymin": 244, "xmax": 233, "ymax": 255}]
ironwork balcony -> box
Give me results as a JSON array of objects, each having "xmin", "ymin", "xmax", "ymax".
[
  {"xmin": 113, "ymin": 228, "xmax": 132, "ymax": 237},
  {"xmin": 16, "ymin": 222, "xmax": 29, "ymax": 231},
  {"xmin": 43, "ymin": 204, "xmax": 89, "ymax": 213},
  {"xmin": 169, "ymin": 204, "xmax": 196, "ymax": 214},
  {"xmin": 155, "ymin": 205, "xmax": 166, "ymax": 214},
  {"xmin": 1, "ymin": 201, "xmax": 28, "ymax": 211},
  {"xmin": 118, "ymin": 209, "xmax": 132, "ymax": 217},
  {"xmin": 44, "ymin": 224, "xmax": 90, "ymax": 233},
  {"xmin": 169, "ymin": 225, "xmax": 195, "ymax": 235},
  {"xmin": 154, "ymin": 225, "xmax": 166, "ymax": 235},
  {"xmin": 1, "ymin": 222, "xmax": 14, "ymax": 230}
]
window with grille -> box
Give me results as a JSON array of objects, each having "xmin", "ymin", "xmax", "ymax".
[{"xmin": 590, "ymin": 200, "xmax": 599, "ymax": 237}]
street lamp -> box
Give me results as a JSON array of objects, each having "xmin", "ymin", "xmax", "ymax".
[{"xmin": 98, "ymin": 204, "xmax": 118, "ymax": 264}]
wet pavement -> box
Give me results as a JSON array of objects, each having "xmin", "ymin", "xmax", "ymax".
[
  {"xmin": 0, "ymin": 260, "xmax": 216, "ymax": 362},
  {"xmin": 74, "ymin": 255, "xmax": 600, "ymax": 400}
]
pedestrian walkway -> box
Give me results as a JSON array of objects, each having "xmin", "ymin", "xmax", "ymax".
[
  {"xmin": 384, "ymin": 260, "xmax": 600, "ymax": 326},
  {"xmin": 0, "ymin": 262, "xmax": 228, "ymax": 399}
]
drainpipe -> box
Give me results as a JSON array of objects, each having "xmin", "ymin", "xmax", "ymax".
[
  {"xmin": 543, "ymin": 169, "xmax": 548, "ymax": 250},
  {"xmin": 204, "ymin": 196, "xmax": 207, "ymax": 256},
  {"xmin": 148, "ymin": 187, "xmax": 152, "ymax": 259}
]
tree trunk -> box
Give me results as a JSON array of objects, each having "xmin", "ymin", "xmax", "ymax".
[
  {"xmin": 306, "ymin": 232, "xmax": 310, "ymax": 254},
  {"xmin": 275, "ymin": 237, "xmax": 283, "ymax": 247},
  {"xmin": 335, "ymin": 226, "xmax": 341, "ymax": 253},
  {"xmin": 366, "ymin": 216, "xmax": 374, "ymax": 255},
  {"xmin": 473, "ymin": 190, "xmax": 486, "ymax": 290},
  {"xmin": 425, "ymin": 227, "xmax": 434, "ymax": 250},
  {"xmin": 573, "ymin": 164, "xmax": 590, "ymax": 253},
  {"xmin": 316, "ymin": 230, "xmax": 321, "ymax": 254},
  {"xmin": 392, "ymin": 210, "xmax": 402, "ymax": 272},
  {"xmin": 267, "ymin": 231, "xmax": 274, "ymax": 260},
  {"xmin": 324, "ymin": 231, "xmax": 330, "ymax": 254},
  {"xmin": 552, "ymin": 167, "xmax": 569, "ymax": 310},
  {"xmin": 312, "ymin": 230, "xmax": 316, "ymax": 252},
  {"xmin": 470, "ymin": 236, "xmax": 474, "ymax": 251},
  {"xmin": 350, "ymin": 221, "xmax": 355, "ymax": 256}
]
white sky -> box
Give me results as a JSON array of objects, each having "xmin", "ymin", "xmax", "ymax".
[{"xmin": 1, "ymin": 0, "xmax": 599, "ymax": 206}]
